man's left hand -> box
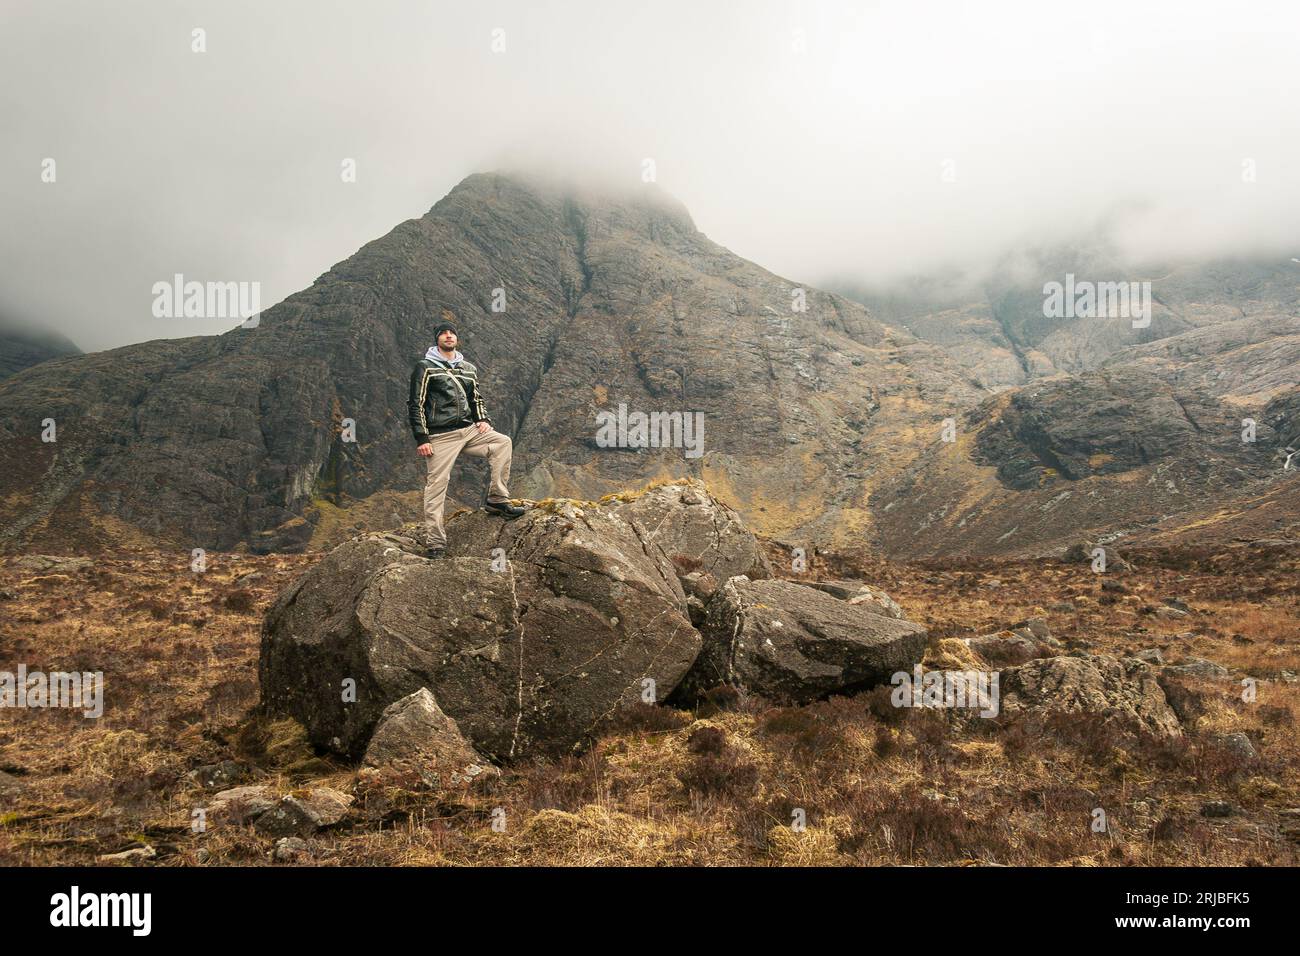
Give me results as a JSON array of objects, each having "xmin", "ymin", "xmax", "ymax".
[{"xmin": 475, "ymin": 422, "xmax": 490, "ymax": 435}]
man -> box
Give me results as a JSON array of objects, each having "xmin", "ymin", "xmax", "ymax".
[{"xmin": 407, "ymin": 319, "xmax": 524, "ymax": 558}]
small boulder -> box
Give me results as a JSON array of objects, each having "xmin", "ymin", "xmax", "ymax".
[
  {"xmin": 678, "ymin": 577, "xmax": 927, "ymax": 704},
  {"xmin": 847, "ymin": 585, "xmax": 909, "ymax": 620},
  {"xmin": 362, "ymin": 688, "xmax": 498, "ymax": 790},
  {"xmin": 184, "ymin": 760, "xmax": 249, "ymax": 791},
  {"xmin": 966, "ymin": 630, "xmax": 1038, "ymax": 666},
  {"xmin": 209, "ymin": 784, "xmax": 276, "ymax": 824},
  {"xmin": 1219, "ymin": 732, "xmax": 1257, "ymax": 760},
  {"xmin": 271, "ymin": 837, "xmax": 311, "ymax": 862},
  {"xmin": 254, "ymin": 787, "xmax": 352, "ymax": 838}
]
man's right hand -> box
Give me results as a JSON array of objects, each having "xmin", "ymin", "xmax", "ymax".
[{"xmin": 417, "ymin": 443, "xmax": 433, "ymax": 458}]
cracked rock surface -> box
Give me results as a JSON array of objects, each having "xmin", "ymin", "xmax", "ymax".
[
  {"xmin": 261, "ymin": 500, "xmax": 702, "ymax": 761},
  {"xmin": 676, "ymin": 576, "xmax": 928, "ymax": 705}
]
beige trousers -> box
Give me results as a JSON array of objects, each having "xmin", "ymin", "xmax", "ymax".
[{"xmin": 423, "ymin": 424, "xmax": 513, "ymax": 548}]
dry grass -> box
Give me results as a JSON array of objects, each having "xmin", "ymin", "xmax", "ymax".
[{"xmin": 1, "ymin": 539, "xmax": 1297, "ymax": 866}]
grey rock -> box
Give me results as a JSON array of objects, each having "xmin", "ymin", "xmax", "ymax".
[
  {"xmin": 607, "ymin": 482, "xmax": 770, "ymax": 586},
  {"xmin": 271, "ymin": 837, "xmax": 311, "ymax": 862},
  {"xmin": 262, "ymin": 495, "xmax": 705, "ymax": 761},
  {"xmin": 97, "ymin": 845, "xmax": 156, "ymax": 864},
  {"xmin": 1165, "ymin": 656, "xmax": 1229, "ymax": 679},
  {"xmin": 1133, "ymin": 648, "xmax": 1164, "ymax": 665},
  {"xmin": 184, "ymin": 760, "xmax": 248, "ymax": 791},
  {"xmin": 1200, "ymin": 801, "xmax": 1234, "ymax": 818},
  {"xmin": 1219, "ymin": 732, "xmax": 1257, "ymax": 760},
  {"xmin": 998, "ymin": 654, "xmax": 1183, "ymax": 739},
  {"xmin": 254, "ymin": 788, "xmax": 352, "ymax": 838},
  {"xmin": 846, "ymin": 585, "xmax": 909, "ymax": 620},
  {"xmin": 362, "ymin": 688, "xmax": 498, "ymax": 789},
  {"xmin": 678, "ymin": 576, "xmax": 927, "ymax": 704},
  {"xmin": 208, "ymin": 784, "xmax": 276, "ymax": 823},
  {"xmin": 966, "ymin": 630, "xmax": 1039, "ymax": 666}
]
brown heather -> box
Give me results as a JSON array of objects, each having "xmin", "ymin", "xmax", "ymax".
[{"xmin": 0, "ymin": 539, "xmax": 1297, "ymax": 867}]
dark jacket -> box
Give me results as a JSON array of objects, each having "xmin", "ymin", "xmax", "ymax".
[{"xmin": 407, "ymin": 355, "xmax": 491, "ymax": 444}]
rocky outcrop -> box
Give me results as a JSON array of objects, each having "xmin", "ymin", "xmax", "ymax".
[
  {"xmin": 997, "ymin": 654, "xmax": 1183, "ymax": 738},
  {"xmin": 677, "ymin": 576, "xmax": 927, "ymax": 704},
  {"xmin": 260, "ymin": 499, "xmax": 703, "ymax": 761},
  {"xmin": 261, "ymin": 485, "xmax": 926, "ymax": 759}
]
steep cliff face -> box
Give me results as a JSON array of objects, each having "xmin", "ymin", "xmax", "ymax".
[{"xmin": 0, "ymin": 173, "xmax": 976, "ymax": 554}]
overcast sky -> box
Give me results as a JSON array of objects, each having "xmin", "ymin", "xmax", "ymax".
[{"xmin": 2, "ymin": 0, "xmax": 1298, "ymax": 352}]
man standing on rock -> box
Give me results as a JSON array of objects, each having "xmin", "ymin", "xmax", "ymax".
[{"xmin": 408, "ymin": 319, "xmax": 525, "ymax": 558}]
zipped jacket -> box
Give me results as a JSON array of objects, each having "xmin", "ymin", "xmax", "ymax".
[{"xmin": 407, "ymin": 356, "xmax": 491, "ymax": 444}]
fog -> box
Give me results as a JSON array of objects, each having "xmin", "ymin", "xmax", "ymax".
[{"xmin": 2, "ymin": 0, "xmax": 1298, "ymax": 352}]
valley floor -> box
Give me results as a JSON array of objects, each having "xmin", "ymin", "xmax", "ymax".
[{"xmin": 1, "ymin": 541, "xmax": 1297, "ymax": 866}]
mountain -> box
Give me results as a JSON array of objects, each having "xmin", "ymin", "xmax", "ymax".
[
  {"xmin": 0, "ymin": 173, "xmax": 976, "ymax": 554},
  {"xmin": 1, "ymin": 173, "xmax": 1296, "ymax": 559},
  {"xmin": 0, "ymin": 320, "xmax": 80, "ymax": 381},
  {"xmin": 833, "ymin": 251, "xmax": 1300, "ymax": 558}
]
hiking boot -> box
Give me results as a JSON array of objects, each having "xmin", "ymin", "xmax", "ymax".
[{"xmin": 484, "ymin": 500, "xmax": 526, "ymax": 519}]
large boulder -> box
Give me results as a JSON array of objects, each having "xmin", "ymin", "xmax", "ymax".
[
  {"xmin": 678, "ymin": 577, "xmax": 927, "ymax": 704},
  {"xmin": 261, "ymin": 498, "xmax": 702, "ymax": 761},
  {"xmin": 998, "ymin": 654, "xmax": 1183, "ymax": 738}
]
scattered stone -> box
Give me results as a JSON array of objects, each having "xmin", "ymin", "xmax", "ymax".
[
  {"xmin": 1154, "ymin": 605, "xmax": 1189, "ymax": 620},
  {"xmin": 1134, "ymin": 649, "xmax": 1164, "ymax": 665},
  {"xmin": 1200, "ymin": 801, "xmax": 1234, "ymax": 818},
  {"xmin": 98, "ymin": 845, "xmax": 156, "ymax": 864},
  {"xmin": 846, "ymin": 585, "xmax": 909, "ymax": 620},
  {"xmin": 271, "ymin": 837, "xmax": 311, "ymax": 862},
  {"xmin": 1048, "ymin": 602, "xmax": 1076, "ymax": 613},
  {"xmin": 1219, "ymin": 733, "xmax": 1257, "ymax": 760},
  {"xmin": 184, "ymin": 760, "xmax": 249, "ymax": 791},
  {"xmin": 1012, "ymin": 618, "xmax": 1051, "ymax": 640},
  {"xmin": 254, "ymin": 788, "xmax": 353, "ymax": 838},
  {"xmin": 966, "ymin": 630, "xmax": 1038, "ymax": 666},
  {"xmin": 1101, "ymin": 579, "xmax": 1126, "ymax": 593},
  {"xmin": 0, "ymin": 770, "xmax": 24, "ymax": 794},
  {"xmin": 209, "ymin": 784, "xmax": 276, "ymax": 823},
  {"xmin": 1165, "ymin": 657, "xmax": 1229, "ymax": 679},
  {"xmin": 362, "ymin": 688, "xmax": 498, "ymax": 790},
  {"xmin": 0, "ymin": 588, "xmax": 16, "ymax": 601},
  {"xmin": 678, "ymin": 576, "xmax": 927, "ymax": 705},
  {"xmin": 1162, "ymin": 597, "xmax": 1191, "ymax": 614}
]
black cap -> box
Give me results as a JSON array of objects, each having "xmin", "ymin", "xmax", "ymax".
[{"xmin": 434, "ymin": 322, "xmax": 458, "ymax": 339}]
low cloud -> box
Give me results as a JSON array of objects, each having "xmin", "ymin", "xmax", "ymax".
[{"xmin": 2, "ymin": 0, "xmax": 1297, "ymax": 351}]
